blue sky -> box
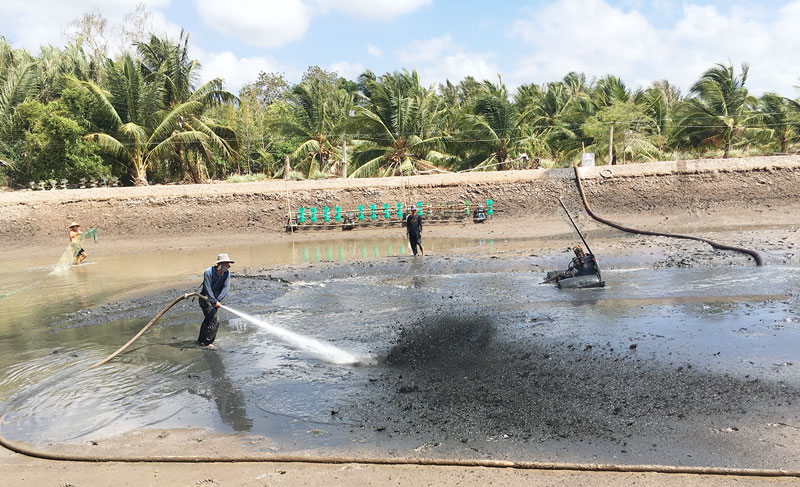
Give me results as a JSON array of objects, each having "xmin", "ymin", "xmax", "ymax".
[{"xmin": 2, "ymin": 0, "xmax": 799, "ymax": 97}]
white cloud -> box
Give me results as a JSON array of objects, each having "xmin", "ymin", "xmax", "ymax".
[
  {"xmin": 396, "ymin": 35, "xmax": 457, "ymax": 64},
  {"xmin": 419, "ymin": 52, "xmax": 500, "ymax": 87},
  {"xmin": 651, "ymin": 0, "xmax": 675, "ymax": 14},
  {"xmin": 367, "ymin": 43, "xmax": 383, "ymax": 57},
  {"xmin": 315, "ymin": 0, "xmax": 431, "ymax": 20},
  {"xmin": 508, "ymin": 0, "xmax": 800, "ymax": 96},
  {"xmin": 392, "ymin": 35, "xmax": 499, "ymax": 86},
  {"xmin": 509, "ymin": 0, "xmax": 661, "ymax": 86},
  {"xmin": 194, "ymin": 0, "xmax": 312, "ymax": 48},
  {"xmin": 192, "ymin": 0, "xmax": 430, "ymax": 48},
  {"xmin": 328, "ymin": 61, "xmax": 365, "ymax": 80},
  {"xmin": 192, "ymin": 48, "xmax": 300, "ymax": 95},
  {"xmin": 0, "ymin": 0, "xmax": 173, "ymax": 53}
]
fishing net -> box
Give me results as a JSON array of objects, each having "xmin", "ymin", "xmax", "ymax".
[{"xmin": 81, "ymin": 227, "xmax": 98, "ymax": 244}]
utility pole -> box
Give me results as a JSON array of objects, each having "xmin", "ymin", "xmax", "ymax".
[
  {"xmin": 609, "ymin": 123, "xmax": 614, "ymax": 165},
  {"xmin": 283, "ymin": 154, "xmax": 291, "ymax": 180},
  {"xmin": 342, "ymin": 140, "xmax": 347, "ymax": 178}
]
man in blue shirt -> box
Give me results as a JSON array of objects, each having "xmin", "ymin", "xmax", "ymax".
[{"xmin": 198, "ymin": 253, "xmax": 234, "ymax": 348}]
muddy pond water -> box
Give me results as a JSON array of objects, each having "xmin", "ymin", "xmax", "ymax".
[{"xmin": 2, "ymin": 236, "xmax": 800, "ymax": 469}]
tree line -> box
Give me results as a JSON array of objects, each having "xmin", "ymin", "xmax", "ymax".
[{"xmin": 1, "ymin": 30, "xmax": 799, "ymax": 187}]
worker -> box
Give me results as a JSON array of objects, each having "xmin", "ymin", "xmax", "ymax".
[
  {"xmin": 198, "ymin": 253, "xmax": 234, "ymax": 349},
  {"xmin": 68, "ymin": 222, "xmax": 88, "ymax": 265},
  {"xmin": 405, "ymin": 206, "xmax": 423, "ymax": 256}
]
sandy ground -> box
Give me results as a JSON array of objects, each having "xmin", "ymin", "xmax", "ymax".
[
  {"xmin": 6, "ymin": 450, "xmax": 800, "ymax": 487},
  {"xmin": 7, "ymin": 448, "xmax": 800, "ymax": 487},
  {"xmin": 5, "ymin": 156, "xmax": 800, "ymax": 486}
]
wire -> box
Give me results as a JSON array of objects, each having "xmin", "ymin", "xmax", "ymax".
[{"xmin": 3, "ymin": 123, "xmax": 796, "ymax": 151}]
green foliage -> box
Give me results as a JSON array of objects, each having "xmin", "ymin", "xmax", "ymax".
[
  {"xmin": 3, "ymin": 99, "xmax": 108, "ymax": 185},
  {"xmin": 583, "ymin": 101, "xmax": 663, "ymax": 163},
  {"xmin": 239, "ymin": 71, "xmax": 290, "ymax": 110},
  {"xmin": 671, "ymin": 63, "xmax": 767, "ymax": 158},
  {"xmin": 349, "ymin": 70, "xmax": 448, "ymax": 177},
  {"xmin": 452, "ymin": 89, "xmax": 546, "ymax": 171},
  {"xmin": 280, "ymin": 77, "xmax": 354, "ymax": 178},
  {"xmin": 225, "ymin": 172, "xmax": 269, "ymax": 183},
  {"xmin": 301, "ymin": 66, "xmax": 339, "ymax": 88},
  {"xmin": 758, "ymin": 93, "xmax": 800, "ymax": 153},
  {"xmin": 3, "ymin": 24, "xmax": 800, "ymax": 188}
]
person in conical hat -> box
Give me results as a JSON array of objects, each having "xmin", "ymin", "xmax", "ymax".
[
  {"xmin": 197, "ymin": 253, "xmax": 235, "ymax": 348},
  {"xmin": 68, "ymin": 222, "xmax": 88, "ymax": 265}
]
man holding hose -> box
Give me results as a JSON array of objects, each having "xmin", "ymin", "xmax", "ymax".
[{"xmin": 198, "ymin": 253, "xmax": 234, "ymax": 349}]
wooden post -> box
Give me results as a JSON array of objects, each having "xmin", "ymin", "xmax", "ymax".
[
  {"xmin": 608, "ymin": 123, "xmax": 614, "ymax": 165},
  {"xmin": 284, "ymin": 154, "xmax": 291, "ymax": 180},
  {"xmin": 342, "ymin": 140, "xmax": 347, "ymax": 178}
]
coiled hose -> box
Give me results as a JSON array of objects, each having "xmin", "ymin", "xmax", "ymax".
[{"xmin": 573, "ymin": 166, "xmax": 764, "ymax": 266}]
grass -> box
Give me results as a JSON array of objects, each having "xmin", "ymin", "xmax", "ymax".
[{"xmin": 225, "ymin": 173, "xmax": 270, "ymax": 183}]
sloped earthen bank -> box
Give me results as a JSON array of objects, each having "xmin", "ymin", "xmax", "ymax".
[{"xmin": 2, "ymin": 155, "xmax": 799, "ymax": 247}]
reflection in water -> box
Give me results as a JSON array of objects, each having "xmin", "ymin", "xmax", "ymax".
[
  {"xmin": 3, "ymin": 237, "xmax": 487, "ymax": 331},
  {"xmin": 196, "ymin": 351, "xmax": 252, "ymax": 432}
]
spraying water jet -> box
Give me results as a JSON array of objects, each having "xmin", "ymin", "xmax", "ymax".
[
  {"xmin": 90, "ymin": 293, "xmax": 371, "ymax": 368},
  {"xmin": 220, "ymin": 305, "xmax": 370, "ymax": 365}
]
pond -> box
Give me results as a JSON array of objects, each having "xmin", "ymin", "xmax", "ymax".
[{"xmin": 2, "ymin": 238, "xmax": 799, "ymax": 469}]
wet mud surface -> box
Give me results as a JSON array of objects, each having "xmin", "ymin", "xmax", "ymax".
[
  {"xmin": 359, "ymin": 313, "xmax": 799, "ymax": 466},
  {"xmin": 3, "ymin": 236, "xmax": 800, "ymax": 469}
]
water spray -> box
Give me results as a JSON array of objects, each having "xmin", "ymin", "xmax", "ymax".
[
  {"xmin": 220, "ymin": 305, "xmax": 365, "ymax": 365},
  {"xmin": 90, "ymin": 292, "xmax": 369, "ymax": 368}
]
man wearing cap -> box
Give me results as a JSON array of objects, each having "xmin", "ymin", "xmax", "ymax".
[
  {"xmin": 198, "ymin": 254, "xmax": 234, "ymax": 348},
  {"xmin": 405, "ymin": 206, "xmax": 423, "ymax": 256},
  {"xmin": 68, "ymin": 222, "xmax": 87, "ymax": 265}
]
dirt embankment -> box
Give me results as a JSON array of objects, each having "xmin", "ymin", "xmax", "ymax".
[{"xmin": 3, "ymin": 155, "xmax": 800, "ymax": 247}]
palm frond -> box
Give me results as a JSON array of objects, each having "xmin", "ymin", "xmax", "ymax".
[{"xmin": 85, "ymin": 132, "xmax": 130, "ymax": 161}]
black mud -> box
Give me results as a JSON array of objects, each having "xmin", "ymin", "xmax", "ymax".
[{"xmin": 349, "ymin": 312, "xmax": 798, "ymax": 466}]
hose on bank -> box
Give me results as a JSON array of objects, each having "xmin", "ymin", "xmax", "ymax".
[
  {"xmin": 0, "ymin": 411, "xmax": 797, "ymax": 476},
  {"xmin": 88, "ymin": 292, "xmax": 204, "ymax": 369},
  {"xmin": 573, "ymin": 166, "xmax": 764, "ymax": 266}
]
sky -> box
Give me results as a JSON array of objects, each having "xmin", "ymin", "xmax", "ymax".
[{"xmin": 1, "ymin": 0, "xmax": 799, "ymax": 97}]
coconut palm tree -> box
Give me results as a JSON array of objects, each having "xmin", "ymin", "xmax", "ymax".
[
  {"xmin": 454, "ymin": 91, "xmax": 544, "ymax": 171},
  {"xmin": 672, "ymin": 63, "xmax": 765, "ymax": 158},
  {"xmin": 643, "ymin": 80, "xmax": 682, "ymax": 152},
  {"xmin": 758, "ymin": 93, "xmax": 799, "ymax": 153},
  {"xmin": 513, "ymin": 82, "xmax": 544, "ymax": 114},
  {"xmin": 137, "ymin": 30, "xmax": 197, "ymax": 107},
  {"xmin": 592, "ymin": 74, "xmax": 631, "ymax": 108},
  {"xmin": 278, "ymin": 78, "xmax": 354, "ymax": 178},
  {"xmin": 349, "ymin": 70, "xmax": 449, "ymax": 177},
  {"xmin": 135, "ymin": 32, "xmax": 238, "ymax": 182},
  {"xmin": 527, "ymin": 81, "xmax": 589, "ymax": 162},
  {"xmin": 0, "ymin": 38, "xmax": 38, "ymax": 126},
  {"xmin": 582, "ymin": 100, "xmax": 664, "ymax": 164},
  {"xmin": 74, "ymin": 54, "xmax": 235, "ymax": 185}
]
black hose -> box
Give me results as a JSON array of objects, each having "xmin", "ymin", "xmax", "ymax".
[{"xmin": 573, "ymin": 166, "xmax": 764, "ymax": 266}]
